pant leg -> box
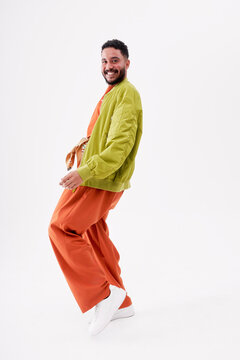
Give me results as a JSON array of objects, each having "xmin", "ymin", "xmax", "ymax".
[
  {"xmin": 84, "ymin": 209, "xmax": 132, "ymax": 309},
  {"xmin": 48, "ymin": 185, "xmax": 129, "ymax": 313}
]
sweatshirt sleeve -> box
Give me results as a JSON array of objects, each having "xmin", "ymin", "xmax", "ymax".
[{"xmin": 76, "ymin": 92, "xmax": 139, "ymax": 181}]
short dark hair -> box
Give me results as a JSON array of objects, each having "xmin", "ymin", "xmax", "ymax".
[{"xmin": 101, "ymin": 39, "xmax": 129, "ymax": 58}]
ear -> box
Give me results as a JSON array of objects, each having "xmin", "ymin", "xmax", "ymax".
[{"xmin": 126, "ymin": 59, "xmax": 130, "ymax": 70}]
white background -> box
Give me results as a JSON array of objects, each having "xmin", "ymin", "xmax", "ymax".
[{"xmin": 1, "ymin": 0, "xmax": 240, "ymax": 359}]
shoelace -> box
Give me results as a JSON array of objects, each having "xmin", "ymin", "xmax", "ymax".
[
  {"xmin": 91, "ymin": 303, "xmax": 100, "ymax": 323},
  {"xmin": 95, "ymin": 303, "xmax": 101, "ymax": 314}
]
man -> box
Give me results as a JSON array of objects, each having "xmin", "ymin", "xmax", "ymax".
[{"xmin": 48, "ymin": 39, "xmax": 143, "ymax": 336}]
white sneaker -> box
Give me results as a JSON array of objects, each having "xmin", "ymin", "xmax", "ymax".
[
  {"xmin": 111, "ymin": 304, "xmax": 135, "ymax": 321},
  {"xmin": 88, "ymin": 284, "xmax": 126, "ymax": 336},
  {"xmin": 88, "ymin": 304, "xmax": 135, "ymax": 324}
]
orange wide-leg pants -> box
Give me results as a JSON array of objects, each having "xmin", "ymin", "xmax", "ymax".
[{"xmin": 48, "ymin": 185, "xmax": 132, "ymax": 313}]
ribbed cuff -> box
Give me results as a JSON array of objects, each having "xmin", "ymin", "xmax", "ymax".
[{"xmin": 77, "ymin": 164, "xmax": 92, "ymax": 182}]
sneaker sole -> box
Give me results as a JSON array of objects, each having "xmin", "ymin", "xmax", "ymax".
[
  {"xmin": 88, "ymin": 304, "xmax": 135, "ymax": 324},
  {"xmin": 111, "ymin": 304, "xmax": 135, "ymax": 321}
]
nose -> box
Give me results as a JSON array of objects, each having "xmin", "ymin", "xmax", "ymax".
[{"xmin": 105, "ymin": 63, "xmax": 114, "ymax": 71}]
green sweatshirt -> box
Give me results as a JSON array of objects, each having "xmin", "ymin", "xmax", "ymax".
[{"xmin": 75, "ymin": 77, "xmax": 143, "ymax": 192}]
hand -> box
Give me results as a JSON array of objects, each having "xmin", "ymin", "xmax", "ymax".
[{"xmin": 59, "ymin": 170, "xmax": 84, "ymax": 190}]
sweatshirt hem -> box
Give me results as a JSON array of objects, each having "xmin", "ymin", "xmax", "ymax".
[{"xmin": 80, "ymin": 178, "xmax": 131, "ymax": 192}]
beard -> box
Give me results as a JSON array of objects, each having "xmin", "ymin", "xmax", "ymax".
[{"xmin": 102, "ymin": 67, "xmax": 126, "ymax": 85}]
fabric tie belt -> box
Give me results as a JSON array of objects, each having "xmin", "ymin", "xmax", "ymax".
[{"xmin": 65, "ymin": 136, "xmax": 90, "ymax": 171}]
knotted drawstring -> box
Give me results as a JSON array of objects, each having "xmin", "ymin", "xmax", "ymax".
[{"xmin": 65, "ymin": 136, "xmax": 90, "ymax": 170}]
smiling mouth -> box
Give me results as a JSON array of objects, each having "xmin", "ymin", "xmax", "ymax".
[{"xmin": 105, "ymin": 70, "xmax": 118, "ymax": 76}]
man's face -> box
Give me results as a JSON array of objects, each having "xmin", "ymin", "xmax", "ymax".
[{"xmin": 101, "ymin": 47, "xmax": 130, "ymax": 85}]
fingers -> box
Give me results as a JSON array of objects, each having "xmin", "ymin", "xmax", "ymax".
[
  {"xmin": 62, "ymin": 182, "xmax": 76, "ymax": 190},
  {"xmin": 60, "ymin": 178, "xmax": 79, "ymax": 190},
  {"xmin": 61, "ymin": 179, "xmax": 75, "ymax": 189},
  {"xmin": 59, "ymin": 173, "xmax": 71, "ymax": 184},
  {"xmin": 59, "ymin": 175, "xmax": 73, "ymax": 189},
  {"xmin": 65, "ymin": 184, "xmax": 76, "ymax": 190},
  {"xmin": 59, "ymin": 171, "xmax": 82, "ymax": 190}
]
